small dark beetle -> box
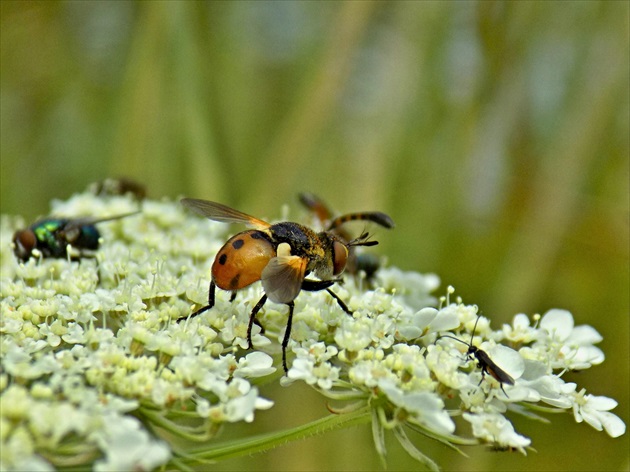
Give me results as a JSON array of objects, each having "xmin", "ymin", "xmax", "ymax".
[{"xmin": 439, "ymin": 316, "xmax": 515, "ymax": 396}]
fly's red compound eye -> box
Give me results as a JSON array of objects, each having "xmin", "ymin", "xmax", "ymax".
[
  {"xmin": 12, "ymin": 228, "xmax": 39, "ymax": 261},
  {"xmin": 332, "ymin": 240, "xmax": 348, "ymax": 275},
  {"xmin": 13, "ymin": 229, "xmax": 36, "ymax": 257}
]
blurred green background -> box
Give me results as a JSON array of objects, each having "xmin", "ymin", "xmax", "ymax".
[{"xmin": 1, "ymin": 1, "xmax": 628, "ymax": 470}]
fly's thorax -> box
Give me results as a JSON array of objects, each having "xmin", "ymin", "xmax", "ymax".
[
  {"xmin": 68, "ymin": 224, "xmax": 101, "ymax": 250},
  {"xmin": 269, "ymin": 222, "xmax": 322, "ymax": 259},
  {"xmin": 33, "ymin": 219, "xmax": 70, "ymax": 257}
]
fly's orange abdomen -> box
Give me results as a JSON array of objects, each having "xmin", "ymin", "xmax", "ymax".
[{"xmin": 211, "ymin": 230, "xmax": 275, "ymax": 290}]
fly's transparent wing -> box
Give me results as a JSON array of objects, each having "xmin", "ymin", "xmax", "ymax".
[
  {"xmin": 261, "ymin": 255, "xmax": 307, "ymax": 304},
  {"xmin": 181, "ymin": 198, "xmax": 270, "ymax": 229}
]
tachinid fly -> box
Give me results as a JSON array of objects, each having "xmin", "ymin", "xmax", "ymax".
[{"xmin": 12, "ymin": 212, "xmax": 139, "ymax": 262}]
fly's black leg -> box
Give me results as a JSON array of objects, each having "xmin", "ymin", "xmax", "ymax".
[
  {"xmin": 253, "ymin": 318, "xmax": 265, "ymax": 334},
  {"xmin": 281, "ymin": 301, "xmax": 295, "ymax": 374},
  {"xmin": 325, "ymin": 288, "xmax": 351, "ymax": 314},
  {"xmin": 208, "ymin": 280, "xmax": 216, "ymax": 307},
  {"xmin": 230, "ymin": 290, "xmax": 262, "ymax": 335},
  {"xmin": 300, "ymin": 278, "xmax": 352, "ymax": 314},
  {"xmin": 180, "ymin": 280, "xmax": 215, "ymax": 322},
  {"xmin": 247, "ymin": 294, "xmax": 268, "ymax": 349},
  {"xmin": 301, "ymin": 278, "xmax": 336, "ymax": 292}
]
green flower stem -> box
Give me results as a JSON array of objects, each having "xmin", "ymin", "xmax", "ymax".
[
  {"xmin": 41, "ymin": 448, "xmax": 100, "ymax": 468},
  {"xmin": 407, "ymin": 423, "xmax": 478, "ymax": 449},
  {"xmin": 521, "ymin": 404, "xmax": 569, "ymax": 415},
  {"xmin": 178, "ymin": 405, "xmax": 373, "ymax": 464},
  {"xmin": 371, "ymin": 407, "xmax": 388, "ymax": 469},
  {"xmin": 168, "ymin": 456, "xmax": 197, "ymax": 472},
  {"xmin": 393, "ymin": 426, "xmax": 440, "ymax": 472},
  {"xmin": 139, "ymin": 407, "xmax": 220, "ymax": 443}
]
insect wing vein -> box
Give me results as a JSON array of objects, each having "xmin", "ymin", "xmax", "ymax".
[
  {"xmin": 64, "ymin": 211, "xmax": 140, "ymax": 228},
  {"xmin": 261, "ymin": 255, "xmax": 307, "ymax": 304},
  {"xmin": 182, "ymin": 198, "xmax": 270, "ymax": 229}
]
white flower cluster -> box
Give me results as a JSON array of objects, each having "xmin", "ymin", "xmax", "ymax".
[
  {"xmin": 0, "ymin": 191, "xmax": 625, "ymax": 470},
  {"xmin": 1, "ymin": 193, "xmax": 273, "ymax": 471},
  {"xmin": 283, "ymin": 283, "xmax": 626, "ymax": 457}
]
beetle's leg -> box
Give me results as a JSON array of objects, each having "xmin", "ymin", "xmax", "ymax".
[{"xmin": 477, "ymin": 365, "xmax": 486, "ymax": 387}]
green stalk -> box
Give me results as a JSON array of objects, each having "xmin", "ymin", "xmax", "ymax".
[{"xmin": 179, "ymin": 406, "xmax": 372, "ymax": 463}]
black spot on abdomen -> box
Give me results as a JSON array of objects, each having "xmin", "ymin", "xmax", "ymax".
[
  {"xmin": 232, "ymin": 239, "xmax": 245, "ymax": 249},
  {"xmin": 229, "ymin": 274, "xmax": 240, "ymax": 289},
  {"xmin": 218, "ymin": 253, "xmax": 228, "ymax": 265}
]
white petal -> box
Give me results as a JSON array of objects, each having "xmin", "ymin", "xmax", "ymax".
[
  {"xmin": 512, "ymin": 313, "xmax": 531, "ymax": 329},
  {"xmin": 598, "ymin": 411, "xmax": 626, "ymax": 438},
  {"xmin": 586, "ymin": 395, "xmax": 618, "ymax": 411},
  {"xmin": 573, "ymin": 346, "xmax": 605, "ymax": 367},
  {"xmin": 533, "ymin": 375, "xmax": 573, "ymax": 408},
  {"xmin": 415, "ymin": 307, "xmax": 438, "ymax": 326},
  {"xmin": 255, "ymin": 396, "xmax": 274, "ymax": 411},
  {"xmin": 487, "ymin": 344, "xmax": 525, "ymax": 380},
  {"xmin": 397, "ymin": 325, "xmax": 424, "ymax": 340},
  {"xmin": 520, "ymin": 359, "xmax": 549, "ymax": 381},
  {"xmin": 235, "ymin": 351, "xmax": 276, "ymax": 378},
  {"xmin": 540, "ymin": 309, "xmax": 574, "ymax": 340},
  {"xmin": 581, "ymin": 408, "xmax": 604, "ymax": 431},
  {"xmin": 403, "ymin": 391, "xmax": 455, "ymax": 434},
  {"xmin": 431, "ymin": 311, "xmax": 461, "ymax": 331},
  {"xmin": 287, "ymin": 358, "xmax": 316, "ymax": 383},
  {"xmin": 568, "ymin": 325, "xmax": 602, "ymax": 344}
]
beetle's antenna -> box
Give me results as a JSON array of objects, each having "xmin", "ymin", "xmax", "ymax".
[
  {"xmin": 470, "ymin": 314, "xmax": 482, "ymax": 346},
  {"xmin": 438, "ymin": 334, "xmax": 471, "ymax": 347}
]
